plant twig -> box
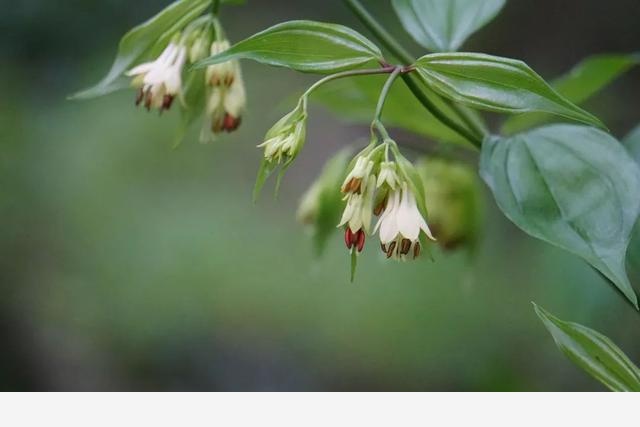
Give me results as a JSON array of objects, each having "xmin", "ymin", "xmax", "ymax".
[
  {"xmin": 343, "ymin": 0, "xmax": 484, "ymax": 149},
  {"xmin": 374, "ymin": 67, "xmax": 402, "ymax": 122},
  {"xmin": 212, "ymin": 0, "xmax": 221, "ymax": 15}
]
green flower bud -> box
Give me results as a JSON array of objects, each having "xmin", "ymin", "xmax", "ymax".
[
  {"xmin": 417, "ymin": 158, "xmax": 484, "ymax": 251},
  {"xmin": 258, "ymin": 101, "xmax": 307, "ymax": 166}
]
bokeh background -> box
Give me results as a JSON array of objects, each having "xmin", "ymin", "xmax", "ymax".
[{"xmin": 2, "ymin": 0, "xmax": 640, "ymax": 391}]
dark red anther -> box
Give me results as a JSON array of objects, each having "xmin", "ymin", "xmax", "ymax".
[
  {"xmin": 380, "ymin": 243, "xmax": 387, "ymax": 253},
  {"xmin": 135, "ymin": 89, "xmax": 144, "ymax": 106},
  {"xmin": 386, "ymin": 241, "xmax": 397, "ymax": 259},
  {"xmin": 400, "ymin": 239, "xmax": 412, "ymax": 256},
  {"xmin": 162, "ymin": 95, "xmax": 174, "ymax": 111},
  {"xmin": 144, "ymin": 92, "xmax": 152, "ymax": 111},
  {"xmin": 413, "ymin": 242, "xmax": 421, "ymax": 259},
  {"xmin": 223, "ymin": 114, "xmax": 241, "ymax": 132},
  {"xmin": 344, "ymin": 228, "xmax": 353, "ymax": 249},
  {"xmin": 342, "ymin": 178, "xmax": 362, "ymax": 194},
  {"xmin": 355, "ymin": 229, "xmax": 366, "ymax": 253},
  {"xmin": 374, "ymin": 196, "xmax": 388, "ymax": 216}
]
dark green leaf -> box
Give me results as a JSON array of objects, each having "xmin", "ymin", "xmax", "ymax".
[
  {"xmin": 70, "ymin": 0, "xmax": 212, "ymax": 100},
  {"xmin": 503, "ymin": 54, "xmax": 639, "ymax": 134},
  {"xmin": 416, "ymin": 53, "xmax": 605, "ymax": 129},
  {"xmin": 194, "ymin": 20, "xmax": 383, "ymax": 74},
  {"xmin": 534, "ymin": 304, "xmax": 640, "ymax": 392},
  {"xmin": 313, "ymin": 75, "xmax": 472, "ymax": 146},
  {"xmin": 624, "ymin": 124, "xmax": 640, "ymax": 165},
  {"xmin": 392, "ymin": 0, "xmax": 506, "ymax": 52},
  {"xmin": 625, "ymin": 125, "xmax": 640, "ymax": 285},
  {"xmin": 481, "ymin": 125, "xmax": 640, "ymax": 307}
]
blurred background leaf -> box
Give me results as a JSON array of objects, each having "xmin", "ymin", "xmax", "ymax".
[{"xmin": 502, "ymin": 53, "xmax": 639, "ymax": 134}]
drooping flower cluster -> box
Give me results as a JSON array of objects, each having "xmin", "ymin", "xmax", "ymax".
[
  {"xmin": 125, "ymin": 20, "xmax": 246, "ymax": 141},
  {"xmin": 204, "ymin": 40, "xmax": 246, "ymax": 136},
  {"xmin": 338, "ymin": 145, "xmax": 436, "ymax": 260}
]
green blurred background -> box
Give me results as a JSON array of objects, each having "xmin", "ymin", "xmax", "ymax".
[{"xmin": 1, "ymin": 0, "xmax": 639, "ymax": 391}]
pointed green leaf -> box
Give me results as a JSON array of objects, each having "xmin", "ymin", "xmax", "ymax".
[
  {"xmin": 253, "ymin": 159, "xmax": 277, "ymax": 203},
  {"xmin": 481, "ymin": 125, "xmax": 640, "ymax": 307},
  {"xmin": 392, "ymin": 0, "xmax": 506, "ymax": 52},
  {"xmin": 534, "ymin": 304, "xmax": 640, "ymax": 392},
  {"xmin": 194, "ymin": 20, "xmax": 383, "ymax": 74},
  {"xmin": 503, "ymin": 53, "xmax": 639, "ymax": 134},
  {"xmin": 416, "ymin": 53, "xmax": 605, "ymax": 129},
  {"xmin": 70, "ymin": 0, "xmax": 212, "ymax": 100}
]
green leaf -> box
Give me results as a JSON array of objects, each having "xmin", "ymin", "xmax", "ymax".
[
  {"xmin": 416, "ymin": 53, "xmax": 605, "ymax": 129},
  {"xmin": 503, "ymin": 53, "xmax": 639, "ymax": 134},
  {"xmin": 313, "ymin": 75, "xmax": 471, "ymax": 146},
  {"xmin": 392, "ymin": 0, "xmax": 506, "ymax": 52},
  {"xmin": 625, "ymin": 125, "xmax": 640, "ymax": 285},
  {"xmin": 481, "ymin": 125, "xmax": 640, "ymax": 308},
  {"xmin": 173, "ymin": 69, "xmax": 207, "ymax": 148},
  {"xmin": 70, "ymin": 0, "xmax": 212, "ymax": 100},
  {"xmin": 534, "ymin": 304, "xmax": 640, "ymax": 392},
  {"xmin": 624, "ymin": 124, "xmax": 640, "ymax": 165},
  {"xmin": 194, "ymin": 20, "xmax": 383, "ymax": 74},
  {"xmin": 311, "ymin": 148, "xmax": 353, "ymax": 256}
]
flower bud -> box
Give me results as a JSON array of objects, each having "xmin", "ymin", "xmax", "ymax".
[
  {"xmin": 417, "ymin": 158, "xmax": 483, "ymax": 251},
  {"xmin": 258, "ymin": 102, "xmax": 307, "ymax": 165},
  {"xmin": 206, "ymin": 40, "xmax": 237, "ymax": 87},
  {"xmin": 189, "ymin": 30, "xmax": 212, "ymax": 64}
]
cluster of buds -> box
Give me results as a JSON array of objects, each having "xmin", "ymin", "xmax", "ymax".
[
  {"xmin": 205, "ymin": 40, "xmax": 246, "ymax": 135},
  {"xmin": 338, "ymin": 145, "xmax": 436, "ymax": 260},
  {"xmin": 127, "ymin": 37, "xmax": 188, "ymax": 113},
  {"xmin": 417, "ymin": 158, "xmax": 483, "ymax": 251},
  {"xmin": 258, "ymin": 101, "xmax": 307, "ymax": 166}
]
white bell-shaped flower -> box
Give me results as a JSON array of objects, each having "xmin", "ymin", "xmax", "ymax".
[
  {"xmin": 127, "ymin": 42, "xmax": 187, "ymax": 112},
  {"xmin": 375, "ymin": 183, "xmax": 435, "ymax": 259}
]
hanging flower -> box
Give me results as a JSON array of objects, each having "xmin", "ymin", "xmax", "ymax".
[
  {"xmin": 127, "ymin": 41, "xmax": 187, "ymax": 113},
  {"xmin": 206, "ymin": 40, "xmax": 237, "ymax": 87},
  {"xmin": 339, "ymin": 175, "xmax": 376, "ymax": 253},
  {"xmin": 205, "ymin": 67, "xmax": 246, "ymax": 135},
  {"xmin": 375, "ymin": 182, "xmax": 435, "ymax": 259}
]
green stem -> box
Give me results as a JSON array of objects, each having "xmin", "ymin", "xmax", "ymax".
[
  {"xmin": 374, "ymin": 67, "xmax": 402, "ymax": 122},
  {"xmin": 343, "ymin": 0, "xmax": 414, "ymax": 65},
  {"xmin": 302, "ymin": 66, "xmax": 398, "ymax": 100},
  {"xmin": 212, "ymin": 0, "xmax": 221, "ymax": 15},
  {"xmin": 343, "ymin": 0, "xmax": 484, "ymax": 149}
]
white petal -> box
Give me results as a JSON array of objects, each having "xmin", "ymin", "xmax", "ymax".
[
  {"xmin": 126, "ymin": 61, "xmax": 155, "ymax": 76},
  {"xmin": 397, "ymin": 187, "xmax": 421, "ymax": 240}
]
